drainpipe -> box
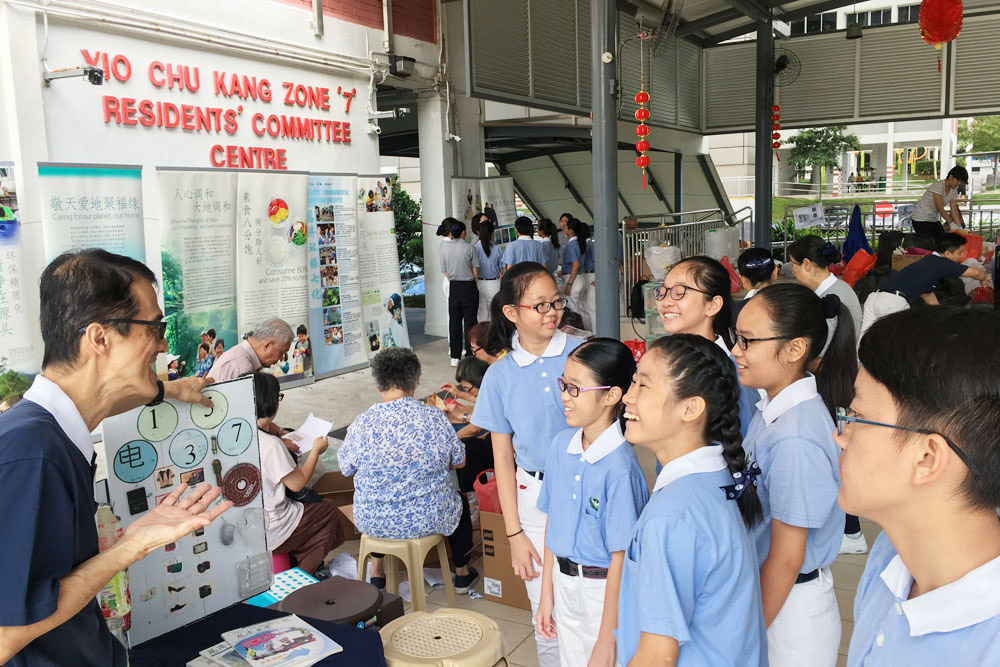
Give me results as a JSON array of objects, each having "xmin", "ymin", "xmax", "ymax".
[{"xmin": 383, "ymin": 0, "xmax": 394, "ymax": 53}]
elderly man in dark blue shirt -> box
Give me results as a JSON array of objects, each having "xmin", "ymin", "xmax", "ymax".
[{"xmin": 0, "ymin": 249, "xmax": 232, "ymax": 666}]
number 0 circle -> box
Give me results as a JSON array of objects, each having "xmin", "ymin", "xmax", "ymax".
[
  {"xmin": 217, "ymin": 418, "xmax": 253, "ymax": 456},
  {"xmin": 137, "ymin": 403, "xmax": 178, "ymax": 442},
  {"xmin": 169, "ymin": 429, "xmax": 209, "ymax": 469},
  {"xmin": 190, "ymin": 390, "xmax": 228, "ymax": 429}
]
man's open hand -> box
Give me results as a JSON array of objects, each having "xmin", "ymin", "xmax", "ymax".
[{"xmin": 124, "ymin": 483, "xmax": 232, "ymax": 558}]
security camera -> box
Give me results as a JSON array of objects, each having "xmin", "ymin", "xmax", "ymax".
[
  {"xmin": 42, "ymin": 64, "xmax": 104, "ymax": 86},
  {"xmin": 86, "ymin": 65, "xmax": 104, "ymax": 86},
  {"xmin": 448, "ymin": 133, "xmax": 462, "ymax": 143},
  {"xmin": 367, "ymin": 121, "xmax": 382, "ymax": 135}
]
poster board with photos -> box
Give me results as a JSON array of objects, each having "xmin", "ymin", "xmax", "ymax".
[{"xmin": 102, "ymin": 377, "xmax": 271, "ymax": 645}]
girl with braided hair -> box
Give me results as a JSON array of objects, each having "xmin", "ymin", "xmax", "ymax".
[
  {"xmin": 616, "ymin": 334, "xmax": 766, "ymax": 667},
  {"xmin": 533, "ymin": 338, "xmax": 649, "ymax": 667},
  {"xmin": 731, "ymin": 283, "xmax": 858, "ymax": 667}
]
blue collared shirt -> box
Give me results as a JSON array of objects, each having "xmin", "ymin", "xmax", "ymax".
[
  {"xmin": 616, "ymin": 446, "xmax": 767, "ymax": 667},
  {"xmin": 502, "ymin": 237, "xmax": 548, "ymax": 268},
  {"xmin": 849, "ymin": 531, "xmax": 1000, "ymax": 666},
  {"xmin": 474, "ymin": 240, "xmax": 504, "ymax": 280},
  {"xmin": 581, "ymin": 239, "xmax": 595, "ymax": 272},
  {"xmin": 743, "ymin": 375, "xmax": 844, "ymax": 573},
  {"xmin": 537, "ymin": 423, "xmax": 649, "ymax": 567},
  {"xmin": 538, "ymin": 237, "xmax": 560, "ymax": 273},
  {"xmin": 471, "ymin": 330, "xmax": 584, "ymax": 471},
  {"xmin": 715, "ymin": 336, "xmax": 760, "ymax": 437},
  {"xmin": 562, "ymin": 239, "xmax": 583, "ymax": 274}
]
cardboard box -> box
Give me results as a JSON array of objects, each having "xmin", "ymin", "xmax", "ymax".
[
  {"xmin": 892, "ymin": 254, "xmax": 924, "ymax": 271},
  {"xmin": 314, "ymin": 472, "xmax": 359, "ymax": 538},
  {"xmin": 479, "ymin": 511, "xmax": 531, "ymax": 610}
]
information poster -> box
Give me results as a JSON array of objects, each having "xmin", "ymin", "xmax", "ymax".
[
  {"xmin": 235, "ymin": 172, "xmax": 313, "ymax": 382},
  {"xmin": 479, "ymin": 176, "xmax": 517, "ymax": 230},
  {"xmin": 102, "ymin": 377, "xmax": 271, "ymax": 645},
  {"xmin": 157, "ymin": 169, "xmax": 238, "ymax": 379},
  {"xmin": 306, "ymin": 174, "xmax": 367, "ymax": 377},
  {"xmin": 451, "ymin": 177, "xmax": 483, "ymax": 223},
  {"xmin": 793, "ymin": 204, "xmax": 827, "ymax": 230},
  {"xmin": 38, "ymin": 163, "xmax": 146, "ymax": 262},
  {"xmin": 358, "ymin": 176, "xmax": 409, "ymax": 355},
  {"xmin": 0, "ymin": 163, "xmax": 36, "ymax": 374}
]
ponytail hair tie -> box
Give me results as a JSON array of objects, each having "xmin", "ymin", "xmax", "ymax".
[
  {"xmin": 744, "ymin": 256, "xmax": 773, "ymax": 271},
  {"xmin": 721, "ymin": 461, "xmax": 761, "ymax": 500},
  {"xmin": 822, "ymin": 242, "xmax": 838, "ymax": 257},
  {"xmin": 821, "ymin": 293, "xmax": 842, "ymax": 319}
]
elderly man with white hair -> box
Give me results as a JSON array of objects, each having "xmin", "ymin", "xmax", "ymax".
[{"xmin": 211, "ymin": 318, "xmax": 294, "ymax": 382}]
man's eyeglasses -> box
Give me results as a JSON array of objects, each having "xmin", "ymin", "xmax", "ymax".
[
  {"xmin": 470, "ymin": 344, "xmax": 483, "ymax": 355},
  {"xmin": 653, "ymin": 284, "xmax": 709, "ymax": 301},
  {"xmin": 728, "ymin": 328, "xmax": 793, "ymax": 351},
  {"xmin": 835, "ymin": 407, "xmax": 978, "ymax": 476},
  {"xmin": 278, "ymin": 393, "xmax": 285, "ymax": 402},
  {"xmin": 78, "ymin": 318, "xmax": 167, "ymax": 340},
  {"xmin": 557, "ymin": 377, "xmax": 611, "ymax": 397},
  {"xmin": 515, "ymin": 298, "xmax": 568, "ymax": 314}
]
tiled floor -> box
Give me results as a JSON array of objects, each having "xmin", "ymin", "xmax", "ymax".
[{"xmin": 330, "ymin": 517, "xmax": 883, "ymax": 667}]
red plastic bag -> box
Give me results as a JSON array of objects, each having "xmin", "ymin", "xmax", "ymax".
[
  {"xmin": 959, "ymin": 231, "xmax": 984, "ymax": 263},
  {"xmin": 842, "ymin": 249, "xmax": 876, "ymax": 288},
  {"xmin": 719, "ymin": 256, "xmax": 742, "ymax": 293},
  {"xmin": 473, "ymin": 470, "xmax": 502, "ymax": 515},
  {"xmin": 973, "ymin": 286, "xmax": 994, "ymax": 304},
  {"xmin": 624, "ymin": 338, "xmax": 646, "ymax": 362}
]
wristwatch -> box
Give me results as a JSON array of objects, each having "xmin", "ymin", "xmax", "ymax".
[{"xmin": 147, "ymin": 380, "xmax": 165, "ymax": 406}]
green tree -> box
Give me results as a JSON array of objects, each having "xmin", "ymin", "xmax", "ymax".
[
  {"xmin": 958, "ymin": 116, "xmax": 1000, "ymax": 153},
  {"xmin": 786, "ymin": 126, "xmax": 862, "ymax": 197},
  {"xmin": 392, "ymin": 178, "xmax": 424, "ymax": 268},
  {"xmin": 0, "ymin": 357, "xmax": 31, "ymax": 400}
]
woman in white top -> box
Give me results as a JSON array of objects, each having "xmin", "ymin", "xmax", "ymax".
[
  {"xmin": 910, "ymin": 166, "xmax": 969, "ymax": 240},
  {"xmin": 253, "ymin": 372, "xmax": 344, "ymax": 575}
]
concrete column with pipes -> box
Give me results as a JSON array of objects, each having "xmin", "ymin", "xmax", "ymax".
[
  {"xmin": 443, "ymin": 0, "xmax": 485, "ymax": 179},
  {"xmin": 591, "ymin": 0, "xmax": 619, "ymax": 338},
  {"xmin": 885, "ymin": 121, "xmax": 895, "ymax": 194},
  {"xmin": 832, "ymin": 166, "xmax": 841, "ymax": 197},
  {"xmin": 417, "ymin": 91, "xmax": 454, "ymax": 338}
]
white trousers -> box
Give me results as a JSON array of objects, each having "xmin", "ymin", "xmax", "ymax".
[
  {"xmin": 569, "ymin": 276, "xmax": 595, "ymax": 331},
  {"xmin": 766, "ymin": 567, "xmax": 841, "ymax": 667},
  {"xmin": 860, "ymin": 292, "xmax": 909, "ymax": 340},
  {"xmin": 553, "ymin": 564, "xmax": 607, "ymax": 667},
  {"xmin": 443, "ymin": 277, "xmax": 451, "ymax": 346},
  {"xmin": 477, "ymin": 279, "xmax": 501, "ymax": 323},
  {"xmin": 516, "ymin": 467, "xmax": 561, "ymax": 667}
]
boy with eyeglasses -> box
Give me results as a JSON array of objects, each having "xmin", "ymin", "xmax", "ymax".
[{"xmin": 836, "ymin": 306, "xmax": 1000, "ymax": 666}]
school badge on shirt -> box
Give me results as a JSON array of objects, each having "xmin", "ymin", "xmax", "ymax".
[{"xmin": 588, "ymin": 497, "xmax": 600, "ymax": 512}]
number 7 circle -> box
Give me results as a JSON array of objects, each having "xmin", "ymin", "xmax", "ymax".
[{"xmin": 217, "ymin": 418, "xmax": 253, "ymax": 456}]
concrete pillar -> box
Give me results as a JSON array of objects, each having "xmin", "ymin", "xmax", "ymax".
[
  {"xmin": 885, "ymin": 122, "xmax": 895, "ymax": 194},
  {"xmin": 0, "ymin": 4, "xmax": 50, "ymax": 371},
  {"xmin": 940, "ymin": 117, "xmax": 954, "ymax": 174},
  {"xmin": 443, "ymin": 0, "xmax": 485, "ymax": 180},
  {"xmin": 417, "ymin": 91, "xmax": 454, "ymax": 338}
]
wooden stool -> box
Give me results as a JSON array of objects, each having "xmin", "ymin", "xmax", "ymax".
[
  {"xmin": 380, "ymin": 609, "xmax": 508, "ymax": 667},
  {"xmin": 358, "ymin": 534, "xmax": 458, "ymax": 611}
]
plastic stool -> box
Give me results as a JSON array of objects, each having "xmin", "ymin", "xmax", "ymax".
[
  {"xmin": 358, "ymin": 534, "xmax": 458, "ymax": 611},
  {"xmin": 380, "ymin": 609, "xmax": 508, "ymax": 667},
  {"xmin": 272, "ymin": 552, "xmax": 292, "ymax": 574}
]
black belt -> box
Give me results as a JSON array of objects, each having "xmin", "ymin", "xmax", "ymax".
[
  {"xmin": 795, "ymin": 569, "xmax": 819, "ymax": 584},
  {"xmin": 480, "ymin": 278, "xmax": 498, "ymax": 281},
  {"xmin": 520, "ymin": 468, "xmax": 544, "ymax": 481},
  {"xmin": 875, "ymin": 289, "xmax": 907, "ymax": 298},
  {"xmin": 557, "ymin": 556, "xmax": 609, "ymax": 580}
]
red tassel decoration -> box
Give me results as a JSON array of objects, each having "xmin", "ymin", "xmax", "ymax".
[{"xmin": 919, "ymin": 0, "xmax": 962, "ymax": 71}]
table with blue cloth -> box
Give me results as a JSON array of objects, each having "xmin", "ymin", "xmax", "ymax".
[{"xmin": 129, "ymin": 603, "xmax": 386, "ymax": 666}]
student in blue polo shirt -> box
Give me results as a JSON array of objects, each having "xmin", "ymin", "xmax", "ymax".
[
  {"xmin": 616, "ymin": 334, "xmax": 767, "ymax": 666},
  {"xmin": 536, "ymin": 218, "xmax": 561, "ymax": 274},
  {"xmin": 0, "ymin": 249, "xmax": 230, "ymax": 667},
  {"xmin": 474, "ymin": 218, "xmax": 505, "ymax": 322},
  {"xmin": 731, "ymin": 283, "xmax": 858, "ymax": 667},
  {"xmin": 534, "ymin": 338, "xmax": 648, "ymax": 667},
  {"xmin": 503, "ymin": 216, "xmax": 548, "ymax": 270},
  {"xmin": 839, "ymin": 307, "xmax": 1000, "ymax": 666},
  {"xmin": 655, "ymin": 256, "xmax": 759, "ymax": 437},
  {"xmin": 471, "ymin": 262, "xmax": 584, "ymax": 667}
]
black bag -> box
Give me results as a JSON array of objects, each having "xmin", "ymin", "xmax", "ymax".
[
  {"xmin": 629, "ymin": 280, "xmax": 649, "ymax": 320},
  {"xmin": 286, "ymin": 486, "xmax": 322, "ymax": 504}
]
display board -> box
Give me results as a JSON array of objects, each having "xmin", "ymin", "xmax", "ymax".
[
  {"xmin": 157, "ymin": 169, "xmax": 239, "ymax": 381},
  {"xmin": 358, "ymin": 175, "xmax": 410, "ymax": 355},
  {"xmin": 0, "ymin": 162, "xmax": 35, "ymax": 374},
  {"xmin": 38, "ymin": 163, "xmax": 146, "ymax": 262},
  {"xmin": 102, "ymin": 377, "xmax": 271, "ymax": 645},
  {"xmin": 306, "ymin": 174, "xmax": 368, "ymax": 377}
]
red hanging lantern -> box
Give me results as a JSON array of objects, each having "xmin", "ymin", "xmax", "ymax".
[
  {"xmin": 772, "ymin": 113, "xmax": 781, "ymax": 122},
  {"xmin": 772, "ymin": 132, "xmax": 781, "ymax": 140},
  {"xmin": 634, "ymin": 32, "xmax": 654, "ymax": 189},
  {"xmin": 772, "ymin": 123, "xmax": 781, "ymax": 131},
  {"xmin": 772, "ymin": 105, "xmax": 782, "ymax": 161},
  {"xmin": 772, "ymin": 104, "xmax": 780, "ymax": 112},
  {"xmin": 772, "ymin": 142, "xmax": 782, "ymax": 149},
  {"xmin": 919, "ymin": 0, "xmax": 962, "ymax": 71}
]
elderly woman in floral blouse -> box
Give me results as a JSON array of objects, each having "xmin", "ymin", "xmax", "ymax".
[{"xmin": 338, "ymin": 347, "xmax": 479, "ymax": 593}]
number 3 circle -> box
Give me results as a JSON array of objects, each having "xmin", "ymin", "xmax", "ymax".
[
  {"xmin": 169, "ymin": 429, "xmax": 209, "ymax": 469},
  {"xmin": 217, "ymin": 418, "xmax": 253, "ymax": 456}
]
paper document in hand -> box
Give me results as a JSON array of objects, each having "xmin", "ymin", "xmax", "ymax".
[{"xmin": 284, "ymin": 413, "xmax": 333, "ymax": 453}]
